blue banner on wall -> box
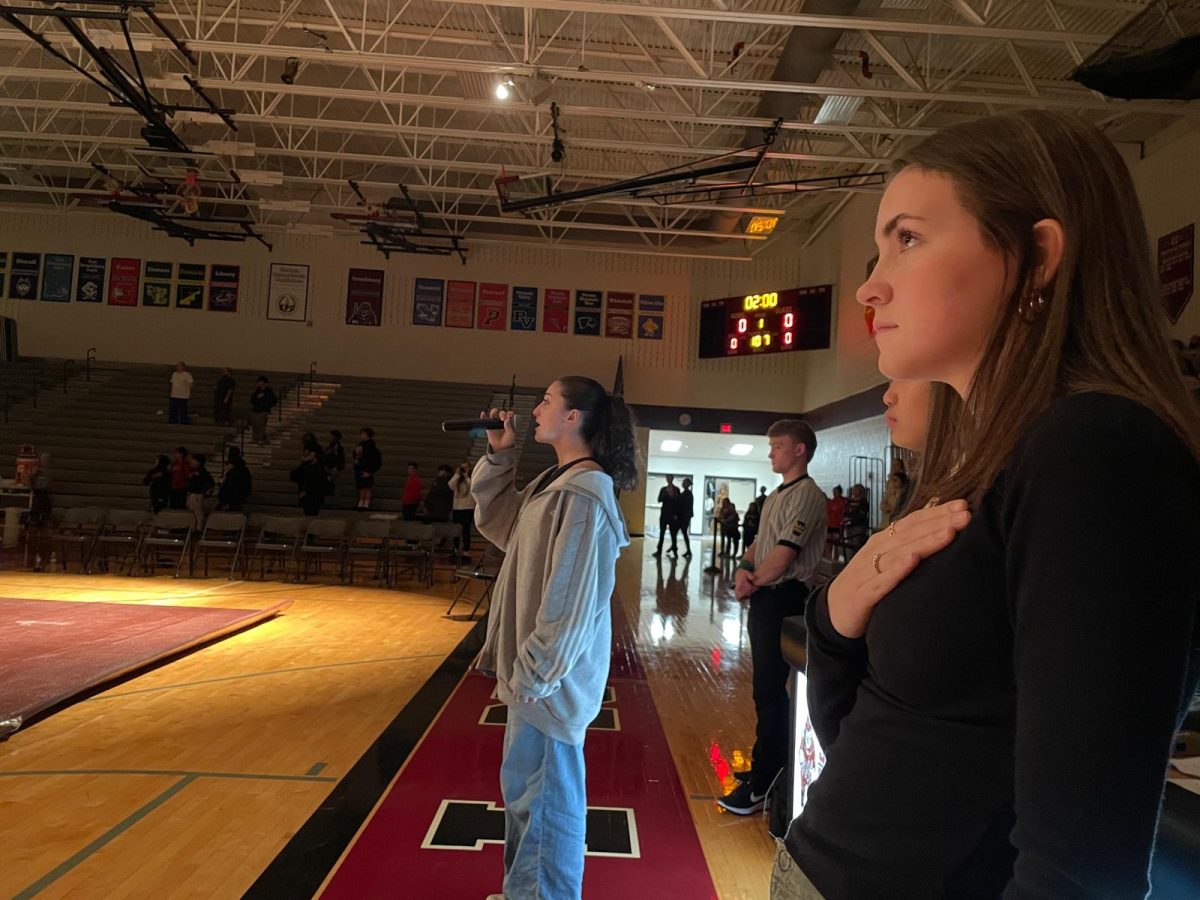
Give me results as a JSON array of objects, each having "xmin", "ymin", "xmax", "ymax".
[
  {"xmin": 41, "ymin": 253, "xmax": 74, "ymax": 302},
  {"xmin": 413, "ymin": 277, "xmax": 445, "ymax": 326},
  {"xmin": 511, "ymin": 286, "xmax": 538, "ymax": 332}
]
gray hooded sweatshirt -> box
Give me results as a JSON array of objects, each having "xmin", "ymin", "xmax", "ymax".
[{"xmin": 472, "ymin": 447, "xmax": 630, "ymax": 745}]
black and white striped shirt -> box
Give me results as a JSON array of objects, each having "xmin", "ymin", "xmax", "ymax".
[{"xmin": 752, "ymin": 473, "xmax": 827, "ymax": 586}]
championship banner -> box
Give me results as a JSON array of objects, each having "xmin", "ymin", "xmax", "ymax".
[
  {"xmin": 8, "ymin": 252, "xmax": 40, "ymax": 300},
  {"xmin": 77, "ymin": 257, "xmax": 106, "ymax": 303},
  {"xmin": 413, "ymin": 277, "xmax": 445, "ymax": 326},
  {"xmin": 107, "ymin": 257, "xmax": 140, "ymax": 306},
  {"xmin": 542, "ymin": 288, "xmax": 569, "ymax": 333},
  {"xmin": 142, "ymin": 261, "xmax": 173, "ymax": 307},
  {"xmin": 574, "ymin": 289, "xmax": 602, "ymax": 336},
  {"xmin": 345, "ymin": 268, "xmax": 384, "ymax": 326},
  {"xmin": 208, "ymin": 264, "xmax": 240, "ymax": 312},
  {"xmin": 176, "ymin": 263, "xmax": 205, "ymax": 309},
  {"xmin": 41, "ymin": 254, "xmax": 74, "ymax": 302},
  {"xmin": 477, "ymin": 282, "xmax": 508, "ymax": 330},
  {"xmin": 446, "ymin": 280, "xmax": 476, "ymax": 328},
  {"xmin": 511, "ymin": 286, "xmax": 537, "ymax": 332},
  {"xmin": 1159, "ymin": 223, "xmax": 1195, "ymax": 324},
  {"xmin": 267, "ymin": 263, "xmax": 310, "ymax": 321},
  {"xmin": 604, "ymin": 290, "xmax": 635, "ymax": 339},
  {"xmin": 637, "ymin": 293, "xmax": 665, "ymax": 341}
]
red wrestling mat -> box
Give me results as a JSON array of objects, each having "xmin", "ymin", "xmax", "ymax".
[
  {"xmin": 0, "ymin": 597, "xmax": 289, "ymax": 737},
  {"xmin": 320, "ymin": 605, "xmax": 717, "ymax": 900}
]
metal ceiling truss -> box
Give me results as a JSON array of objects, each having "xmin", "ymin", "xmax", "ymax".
[
  {"xmin": 333, "ymin": 179, "xmax": 468, "ymax": 262},
  {"xmin": 0, "ymin": 0, "xmax": 1193, "ymax": 258}
]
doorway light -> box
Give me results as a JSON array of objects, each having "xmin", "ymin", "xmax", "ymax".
[
  {"xmin": 729, "ymin": 443, "xmax": 754, "ymax": 456},
  {"xmin": 660, "ymin": 439, "xmax": 682, "ymax": 452}
]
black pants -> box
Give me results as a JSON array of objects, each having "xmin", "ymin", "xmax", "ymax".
[
  {"xmin": 301, "ymin": 494, "xmax": 323, "ymax": 516},
  {"xmin": 168, "ymin": 489, "xmax": 187, "ymax": 510},
  {"xmin": 748, "ymin": 580, "xmax": 810, "ymax": 795},
  {"xmin": 452, "ymin": 508, "xmax": 474, "ymax": 551},
  {"xmin": 168, "ymin": 397, "xmax": 190, "ymax": 424},
  {"xmin": 402, "ymin": 504, "xmax": 419, "ymax": 521},
  {"xmin": 656, "ymin": 517, "xmax": 679, "ymax": 552}
]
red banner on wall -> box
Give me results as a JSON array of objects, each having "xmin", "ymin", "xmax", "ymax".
[
  {"xmin": 446, "ymin": 280, "xmax": 476, "ymax": 328},
  {"xmin": 477, "ymin": 282, "xmax": 508, "ymax": 330},
  {"xmin": 543, "ymin": 288, "xmax": 570, "ymax": 333},
  {"xmin": 1159, "ymin": 223, "xmax": 1195, "ymax": 324},
  {"xmin": 107, "ymin": 257, "xmax": 140, "ymax": 306}
]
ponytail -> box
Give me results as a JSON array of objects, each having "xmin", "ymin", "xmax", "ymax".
[{"xmin": 557, "ymin": 375, "xmax": 641, "ymax": 491}]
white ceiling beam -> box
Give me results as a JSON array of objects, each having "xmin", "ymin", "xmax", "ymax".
[
  {"xmin": 1004, "ymin": 41, "xmax": 1039, "ymax": 97},
  {"xmin": 861, "ymin": 32, "xmax": 924, "ymax": 91},
  {"xmin": 417, "ymin": 0, "xmax": 1111, "ymax": 44}
]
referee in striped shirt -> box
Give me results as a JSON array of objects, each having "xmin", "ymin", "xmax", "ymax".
[{"xmin": 719, "ymin": 419, "xmax": 827, "ymax": 816}]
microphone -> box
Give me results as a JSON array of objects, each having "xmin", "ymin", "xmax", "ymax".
[{"xmin": 442, "ymin": 418, "xmax": 506, "ymax": 432}]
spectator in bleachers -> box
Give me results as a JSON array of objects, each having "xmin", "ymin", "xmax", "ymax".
[
  {"xmin": 248, "ymin": 376, "xmax": 277, "ymax": 444},
  {"xmin": 186, "ymin": 453, "xmax": 215, "ymax": 530},
  {"xmin": 843, "ymin": 482, "xmax": 870, "ymax": 552},
  {"xmin": 450, "ymin": 460, "xmax": 475, "ymax": 555},
  {"xmin": 301, "ymin": 431, "xmax": 325, "ymax": 465},
  {"xmin": 217, "ymin": 447, "xmax": 252, "ymax": 512},
  {"xmin": 214, "ymin": 368, "xmax": 236, "ymax": 426},
  {"xmin": 825, "ymin": 484, "xmax": 847, "ymax": 557},
  {"xmin": 143, "ymin": 455, "xmax": 171, "ymax": 513},
  {"xmin": 168, "ymin": 361, "xmax": 194, "ymax": 425},
  {"xmin": 424, "ymin": 465, "xmax": 454, "ymax": 523},
  {"xmin": 291, "ymin": 447, "xmax": 328, "ymax": 517},
  {"xmin": 719, "ymin": 497, "xmax": 740, "ymax": 557},
  {"xmin": 169, "ymin": 447, "xmax": 191, "ymax": 510},
  {"xmin": 402, "ymin": 461, "xmax": 422, "ymax": 520},
  {"xmin": 880, "ymin": 458, "xmax": 911, "ymax": 528},
  {"xmin": 353, "ymin": 428, "xmax": 382, "ymax": 511},
  {"xmin": 324, "ymin": 430, "xmax": 346, "ymax": 492}
]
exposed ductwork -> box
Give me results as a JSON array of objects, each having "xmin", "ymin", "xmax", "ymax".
[{"xmin": 707, "ymin": 0, "xmax": 866, "ymax": 237}]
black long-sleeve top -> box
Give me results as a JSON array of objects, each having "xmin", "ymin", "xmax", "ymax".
[{"xmin": 786, "ymin": 393, "xmax": 1200, "ymax": 899}]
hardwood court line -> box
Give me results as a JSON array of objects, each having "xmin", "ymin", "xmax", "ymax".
[
  {"xmin": 245, "ymin": 617, "xmax": 488, "ymax": 900},
  {"xmin": 0, "ymin": 768, "xmax": 338, "ymax": 783},
  {"xmin": 12, "ymin": 775, "xmax": 198, "ymax": 900},
  {"xmin": 82, "ymin": 651, "xmax": 448, "ymax": 700}
]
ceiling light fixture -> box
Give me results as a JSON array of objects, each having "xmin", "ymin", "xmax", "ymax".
[
  {"xmin": 495, "ymin": 75, "xmax": 515, "ymax": 100},
  {"xmin": 660, "ymin": 439, "xmax": 682, "ymax": 452},
  {"xmin": 729, "ymin": 443, "xmax": 754, "ymax": 456}
]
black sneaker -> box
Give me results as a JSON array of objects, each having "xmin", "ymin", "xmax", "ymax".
[
  {"xmin": 732, "ymin": 767, "xmax": 752, "ymax": 785},
  {"xmin": 716, "ymin": 782, "xmax": 767, "ymax": 815}
]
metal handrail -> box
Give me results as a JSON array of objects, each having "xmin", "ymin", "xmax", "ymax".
[
  {"xmin": 85, "ymin": 347, "xmax": 96, "ymax": 381},
  {"xmin": 296, "ymin": 375, "xmax": 302, "ymax": 407}
]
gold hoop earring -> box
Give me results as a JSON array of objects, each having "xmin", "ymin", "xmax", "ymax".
[{"xmin": 1019, "ymin": 289, "xmax": 1045, "ymax": 322}]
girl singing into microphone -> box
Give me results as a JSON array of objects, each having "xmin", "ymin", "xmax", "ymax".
[{"xmin": 472, "ymin": 376, "xmax": 638, "ymax": 900}]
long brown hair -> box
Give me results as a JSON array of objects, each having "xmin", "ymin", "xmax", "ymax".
[{"xmin": 896, "ymin": 110, "xmax": 1200, "ymax": 509}]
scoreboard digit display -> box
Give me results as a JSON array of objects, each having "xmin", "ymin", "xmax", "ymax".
[{"xmin": 698, "ymin": 285, "xmax": 833, "ymax": 359}]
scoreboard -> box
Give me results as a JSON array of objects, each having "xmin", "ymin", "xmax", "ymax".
[{"xmin": 698, "ymin": 285, "xmax": 833, "ymax": 359}]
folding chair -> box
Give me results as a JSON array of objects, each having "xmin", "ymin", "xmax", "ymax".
[
  {"xmin": 430, "ymin": 521, "xmax": 464, "ymax": 581},
  {"xmin": 250, "ymin": 516, "xmax": 307, "ymax": 582},
  {"xmin": 446, "ymin": 544, "xmax": 500, "ymax": 619},
  {"xmin": 343, "ymin": 519, "xmax": 390, "ymax": 585},
  {"xmin": 195, "ymin": 511, "xmax": 248, "ymax": 579},
  {"xmin": 140, "ymin": 509, "xmax": 196, "ymax": 578},
  {"xmin": 298, "ymin": 518, "xmax": 349, "ymax": 582},
  {"xmin": 388, "ymin": 521, "xmax": 434, "ymax": 588},
  {"xmin": 90, "ymin": 510, "xmax": 149, "ymax": 574},
  {"xmin": 52, "ymin": 506, "xmax": 106, "ymax": 572}
]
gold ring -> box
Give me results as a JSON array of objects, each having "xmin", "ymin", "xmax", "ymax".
[
  {"xmin": 871, "ymin": 552, "xmax": 882, "ymax": 574},
  {"xmin": 888, "ymin": 521, "xmax": 897, "ymax": 537}
]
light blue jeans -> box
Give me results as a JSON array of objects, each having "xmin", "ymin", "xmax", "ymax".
[{"xmin": 499, "ymin": 711, "xmax": 587, "ymax": 900}]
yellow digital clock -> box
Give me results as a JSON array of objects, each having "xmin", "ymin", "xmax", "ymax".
[{"xmin": 742, "ymin": 292, "xmax": 779, "ymax": 311}]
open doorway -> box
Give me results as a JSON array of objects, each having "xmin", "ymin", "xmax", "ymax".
[
  {"xmin": 644, "ymin": 471, "xmax": 694, "ymax": 538},
  {"xmin": 702, "ymin": 475, "xmax": 758, "ymax": 538}
]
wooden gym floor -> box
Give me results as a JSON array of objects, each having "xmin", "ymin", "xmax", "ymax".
[{"xmin": 0, "ymin": 538, "xmax": 776, "ymax": 899}]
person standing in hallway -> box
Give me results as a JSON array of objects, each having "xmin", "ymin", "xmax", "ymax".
[
  {"xmin": 248, "ymin": 376, "xmax": 277, "ymax": 444},
  {"xmin": 213, "ymin": 368, "xmax": 236, "ymax": 425},
  {"xmin": 652, "ymin": 474, "xmax": 682, "ymax": 557},
  {"xmin": 472, "ymin": 376, "xmax": 636, "ymax": 900},
  {"xmin": 168, "ymin": 361, "xmax": 193, "ymax": 424},
  {"xmin": 719, "ymin": 419, "xmax": 827, "ymax": 817},
  {"xmin": 678, "ymin": 476, "xmax": 695, "ymax": 558},
  {"xmin": 775, "ymin": 111, "xmax": 1200, "ymax": 900}
]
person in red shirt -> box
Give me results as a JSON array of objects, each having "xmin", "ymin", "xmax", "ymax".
[
  {"xmin": 825, "ymin": 485, "xmax": 847, "ymax": 557},
  {"xmin": 169, "ymin": 446, "xmax": 192, "ymax": 510},
  {"xmin": 402, "ymin": 461, "xmax": 422, "ymax": 520}
]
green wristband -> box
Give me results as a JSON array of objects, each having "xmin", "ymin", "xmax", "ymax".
[{"xmin": 737, "ymin": 559, "xmax": 755, "ymax": 572}]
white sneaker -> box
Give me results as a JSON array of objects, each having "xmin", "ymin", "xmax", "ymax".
[{"xmin": 485, "ymin": 895, "xmax": 504, "ymax": 899}]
